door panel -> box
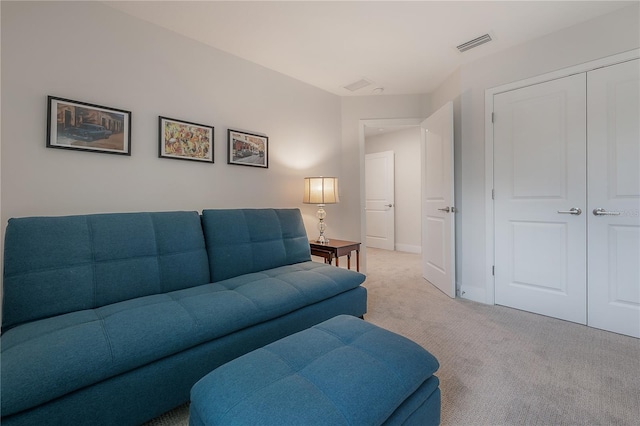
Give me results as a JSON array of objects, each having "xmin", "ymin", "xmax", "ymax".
[
  {"xmin": 422, "ymin": 101, "xmax": 455, "ymax": 298},
  {"xmin": 608, "ymin": 226, "xmax": 640, "ymax": 304},
  {"xmin": 425, "ymin": 133, "xmax": 444, "ymax": 200},
  {"xmin": 365, "ymin": 151, "xmax": 395, "ymax": 250},
  {"xmin": 587, "ymin": 59, "xmax": 640, "ymax": 338},
  {"xmin": 510, "ymin": 221, "xmax": 568, "ymax": 293},
  {"xmin": 494, "ymin": 73, "xmax": 587, "ymax": 324},
  {"xmin": 425, "ymin": 217, "xmax": 446, "ymax": 273},
  {"xmin": 511, "ymin": 94, "xmax": 567, "ymax": 198}
]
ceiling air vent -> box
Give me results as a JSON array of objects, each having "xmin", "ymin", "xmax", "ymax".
[
  {"xmin": 456, "ymin": 34, "xmax": 492, "ymax": 53},
  {"xmin": 343, "ymin": 78, "xmax": 372, "ymax": 92}
]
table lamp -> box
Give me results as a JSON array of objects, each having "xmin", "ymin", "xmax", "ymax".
[{"xmin": 303, "ymin": 176, "xmax": 339, "ymax": 244}]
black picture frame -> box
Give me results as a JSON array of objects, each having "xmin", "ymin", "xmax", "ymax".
[
  {"xmin": 46, "ymin": 96, "xmax": 131, "ymax": 156},
  {"xmin": 227, "ymin": 129, "xmax": 269, "ymax": 168},
  {"xmin": 159, "ymin": 116, "xmax": 214, "ymax": 163}
]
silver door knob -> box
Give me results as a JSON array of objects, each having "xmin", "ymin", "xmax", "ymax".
[
  {"xmin": 593, "ymin": 208, "xmax": 621, "ymax": 216},
  {"xmin": 386, "ymin": 204, "xmax": 393, "ymax": 208},
  {"xmin": 557, "ymin": 208, "xmax": 582, "ymax": 215},
  {"xmin": 438, "ymin": 207, "xmax": 450, "ymax": 213}
]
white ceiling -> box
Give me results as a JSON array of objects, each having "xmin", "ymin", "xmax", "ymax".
[{"xmin": 106, "ymin": 1, "xmax": 633, "ymax": 97}]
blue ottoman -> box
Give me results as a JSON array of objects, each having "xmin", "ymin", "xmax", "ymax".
[{"xmin": 190, "ymin": 315, "xmax": 440, "ymax": 425}]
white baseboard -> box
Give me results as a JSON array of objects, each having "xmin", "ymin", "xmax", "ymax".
[{"xmin": 394, "ymin": 244, "xmax": 421, "ymax": 254}]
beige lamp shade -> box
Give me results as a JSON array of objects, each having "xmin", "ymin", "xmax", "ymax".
[{"xmin": 303, "ymin": 177, "xmax": 339, "ymax": 205}]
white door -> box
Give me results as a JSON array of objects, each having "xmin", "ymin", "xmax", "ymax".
[
  {"xmin": 587, "ymin": 59, "xmax": 640, "ymax": 338},
  {"xmin": 494, "ymin": 74, "xmax": 588, "ymax": 324},
  {"xmin": 422, "ymin": 102, "xmax": 456, "ymax": 298},
  {"xmin": 365, "ymin": 151, "xmax": 395, "ymax": 250}
]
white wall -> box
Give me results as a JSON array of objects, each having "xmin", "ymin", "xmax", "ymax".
[
  {"xmin": 365, "ymin": 127, "xmax": 422, "ymax": 253},
  {"xmin": 429, "ymin": 3, "xmax": 640, "ymax": 303},
  {"xmin": 0, "ymin": 1, "xmax": 348, "ymax": 312},
  {"xmin": 0, "ymin": 1, "xmax": 347, "ymax": 228}
]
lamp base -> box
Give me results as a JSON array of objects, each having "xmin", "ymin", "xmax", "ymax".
[
  {"xmin": 315, "ymin": 235, "xmax": 329, "ymax": 244},
  {"xmin": 316, "ymin": 205, "xmax": 329, "ymax": 245}
]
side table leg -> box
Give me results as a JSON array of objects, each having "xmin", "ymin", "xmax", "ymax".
[{"xmin": 356, "ymin": 250, "xmax": 360, "ymax": 272}]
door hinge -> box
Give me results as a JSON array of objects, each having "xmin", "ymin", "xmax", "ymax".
[
  {"xmin": 492, "ymin": 265, "xmax": 495, "ymax": 276},
  {"xmin": 491, "ymin": 112, "xmax": 495, "ymax": 123},
  {"xmin": 492, "ymin": 189, "xmax": 495, "ymax": 200}
]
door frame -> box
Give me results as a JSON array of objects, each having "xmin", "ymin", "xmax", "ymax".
[
  {"xmin": 359, "ymin": 118, "xmax": 422, "ymax": 272},
  {"xmin": 484, "ymin": 49, "xmax": 640, "ymax": 305}
]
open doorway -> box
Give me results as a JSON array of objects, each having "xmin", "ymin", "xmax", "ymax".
[
  {"xmin": 361, "ymin": 119, "xmax": 422, "ymax": 257},
  {"xmin": 360, "ymin": 108, "xmax": 456, "ymax": 299}
]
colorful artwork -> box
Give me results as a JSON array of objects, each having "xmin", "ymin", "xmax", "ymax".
[
  {"xmin": 159, "ymin": 117, "xmax": 214, "ymax": 163},
  {"xmin": 227, "ymin": 129, "xmax": 268, "ymax": 168}
]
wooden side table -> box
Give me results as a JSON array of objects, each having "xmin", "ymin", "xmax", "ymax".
[{"xmin": 309, "ymin": 239, "xmax": 361, "ymax": 272}]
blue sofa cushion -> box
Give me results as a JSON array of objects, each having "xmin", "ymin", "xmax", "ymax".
[
  {"xmin": 1, "ymin": 261, "xmax": 365, "ymax": 417},
  {"xmin": 2, "ymin": 211, "xmax": 211, "ymax": 331},
  {"xmin": 201, "ymin": 209, "xmax": 311, "ymax": 282},
  {"xmin": 190, "ymin": 315, "xmax": 440, "ymax": 425}
]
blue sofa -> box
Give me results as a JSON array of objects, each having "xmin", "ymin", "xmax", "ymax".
[{"xmin": 1, "ymin": 208, "xmax": 367, "ymax": 425}]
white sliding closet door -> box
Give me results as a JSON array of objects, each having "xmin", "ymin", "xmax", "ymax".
[
  {"xmin": 587, "ymin": 59, "xmax": 640, "ymax": 338},
  {"xmin": 493, "ymin": 74, "xmax": 587, "ymax": 324}
]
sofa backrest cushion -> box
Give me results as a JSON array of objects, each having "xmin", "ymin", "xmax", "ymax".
[
  {"xmin": 201, "ymin": 208, "xmax": 311, "ymax": 282},
  {"xmin": 2, "ymin": 211, "xmax": 210, "ymax": 331}
]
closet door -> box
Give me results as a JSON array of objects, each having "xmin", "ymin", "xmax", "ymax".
[
  {"xmin": 494, "ymin": 74, "xmax": 587, "ymax": 324},
  {"xmin": 587, "ymin": 59, "xmax": 640, "ymax": 338}
]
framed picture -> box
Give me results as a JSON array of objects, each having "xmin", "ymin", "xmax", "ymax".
[
  {"xmin": 47, "ymin": 96, "xmax": 131, "ymax": 155},
  {"xmin": 159, "ymin": 117, "xmax": 214, "ymax": 163},
  {"xmin": 227, "ymin": 129, "xmax": 268, "ymax": 168}
]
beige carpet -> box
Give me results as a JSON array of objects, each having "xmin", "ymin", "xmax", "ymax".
[{"xmin": 147, "ymin": 248, "xmax": 640, "ymax": 425}]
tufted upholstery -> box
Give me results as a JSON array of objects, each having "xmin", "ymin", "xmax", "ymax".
[
  {"xmin": 2, "ymin": 211, "xmax": 210, "ymax": 331},
  {"xmin": 1, "ymin": 262, "xmax": 365, "ymax": 417},
  {"xmin": 202, "ymin": 208, "xmax": 311, "ymax": 282},
  {"xmin": 1, "ymin": 208, "xmax": 368, "ymax": 425},
  {"xmin": 190, "ymin": 315, "xmax": 441, "ymax": 426}
]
